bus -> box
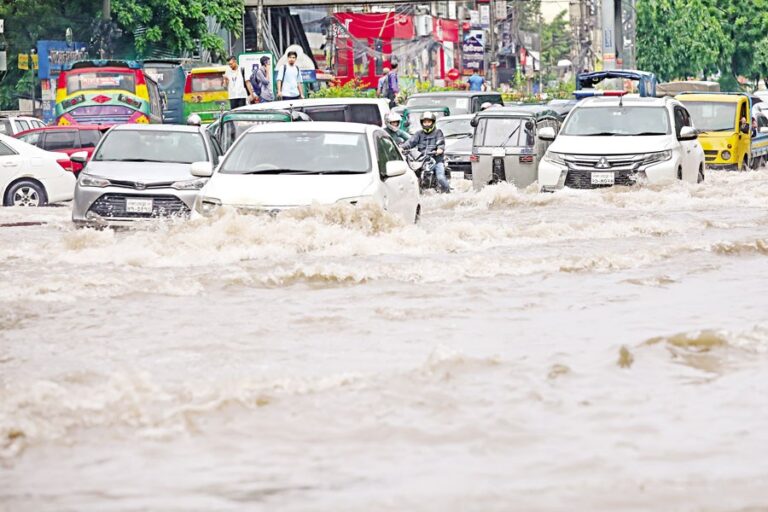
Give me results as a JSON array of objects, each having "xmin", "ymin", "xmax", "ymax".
[
  {"xmin": 143, "ymin": 59, "xmax": 186, "ymax": 124},
  {"xmin": 55, "ymin": 60, "xmax": 163, "ymax": 126},
  {"xmin": 183, "ymin": 66, "xmax": 229, "ymax": 124}
]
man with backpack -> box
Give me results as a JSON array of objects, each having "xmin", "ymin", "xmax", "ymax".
[
  {"xmin": 223, "ymin": 56, "xmax": 254, "ymax": 109},
  {"xmin": 276, "ymin": 51, "xmax": 304, "ymax": 101},
  {"xmin": 384, "ymin": 63, "xmax": 400, "ymax": 108},
  {"xmin": 249, "ymin": 55, "xmax": 274, "ymax": 103},
  {"xmin": 377, "ymin": 66, "xmax": 391, "ymax": 98}
]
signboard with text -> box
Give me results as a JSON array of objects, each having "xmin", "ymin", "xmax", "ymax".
[{"xmin": 461, "ymin": 30, "xmax": 485, "ymax": 75}]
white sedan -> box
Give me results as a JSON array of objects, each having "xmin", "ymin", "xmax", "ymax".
[
  {"xmin": 1, "ymin": 133, "xmax": 76, "ymax": 207},
  {"xmin": 193, "ymin": 122, "xmax": 422, "ymax": 223}
]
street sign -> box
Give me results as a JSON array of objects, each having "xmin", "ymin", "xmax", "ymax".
[
  {"xmin": 447, "ymin": 68, "xmax": 460, "ymax": 81},
  {"xmin": 18, "ymin": 53, "xmax": 39, "ymax": 70}
]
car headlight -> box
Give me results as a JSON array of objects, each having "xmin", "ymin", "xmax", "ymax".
[
  {"xmin": 543, "ymin": 152, "xmax": 566, "ymax": 165},
  {"xmin": 171, "ymin": 178, "xmax": 207, "ymax": 190},
  {"xmin": 196, "ymin": 197, "xmax": 221, "ymax": 215},
  {"xmin": 79, "ymin": 174, "xmax": 111, "ymax": 188},
  {"xmin": 643, "ymin": 150, "xmax": 673, "ymax": 165},
  {"xmin": 721, "ymin": 150, "xmax": 732, "ymax": 161}
]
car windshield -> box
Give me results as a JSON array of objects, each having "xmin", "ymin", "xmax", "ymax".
[
  {"xmin": 437, "ymin": 118, "xmax": 473, "ymax": 137},
  {"xmin": 474, "ymin": 118, "xmax": 535, "ymax": 147},
  {"xmin": 679, "ymin": 101, "xmax": 737, "ymax": 132},
  {"xmin": 407, "ymin": 96, "xmax": 470, "ymax": 115},
  {"xmin": 93, "ymin": 130, "xmax": 207, "ymax": 163},
  {"xmin": 67, "ymin": 71, "xmax": 136, "ymax": 94},
  {"xmin": 220, "ymin": 120, "xmax": 280, "ymax": 151},
  {"xmin": 220, "ymin": 131, "xmax": 370, "ymax": 174},
  {"xmin": 561, "ymin": 106, "xmax": 671, "ymax": 136}
]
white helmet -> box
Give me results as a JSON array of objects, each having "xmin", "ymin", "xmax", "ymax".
[
  {"xmin": 386, "ymin": 112, "xmax": 402, "ymax": 127},
  {"xmin": 187, "ymin": 113, "xmax": 202, "ymax": 126}
]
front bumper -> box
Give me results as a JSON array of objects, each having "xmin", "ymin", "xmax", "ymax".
[
  {"xmin": 538, "ymin": 160, "xmax": 678, "ymax": 190},
  {"xmin": 72, "ymin": 184, "xmax": 200, "ymax": 225}
]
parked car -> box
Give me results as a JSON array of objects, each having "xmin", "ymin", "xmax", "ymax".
[
  {"xmin": 15, "ymin": 125, "xmax": 111, "ymax": 174},
  {"xmin": 0, "ymin": 115, "xmax": 46, "ymax": 136},
  {"xmin": 0, "ymin": 133, "xmax": 76, "ymax": 207},
  {"xmin": 538, "ymin": 95, "xmax": 705, "ymax": 191},
  {"xmin": 471, "ymin": 105, "xmax": 562, "ymax": 189},
  {"xmin": 436, "ymin": 114, "xmax": 475, "ymax": 180},
  {"xmin": 405, "ymin": 91, "xmax": 503, "ymax": 116},
  {"xmin": 71, "ymin": 124, "xmax": 222, "ymax": 226},
  {"xmin": 245, "ymin": 98, "xmax": 391, "ymax": 127},
  {"xmin": 194, "ymin": 122, "xmax": 421, "ymax": 223},
  {"xmin": 546, "ymin": 98, "xmax": 579, "ymax": 121}
]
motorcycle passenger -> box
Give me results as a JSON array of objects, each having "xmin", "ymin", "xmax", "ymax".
[
  {"xmin": 401, "ymin": 111, "xmax": 450, "ymax": 193},
  {"xmin": 385, "ymin": 112, "xmax": 410, "ymax": 144}
]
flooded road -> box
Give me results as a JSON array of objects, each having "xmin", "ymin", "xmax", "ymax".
[{"xmin": 1, "ymin": 172, "xmax": 768, "ymax": 511}]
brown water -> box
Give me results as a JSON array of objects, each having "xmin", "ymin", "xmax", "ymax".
[{"xmin": 1, "ymin": 173, "xmax": 768, "ymax": 511}]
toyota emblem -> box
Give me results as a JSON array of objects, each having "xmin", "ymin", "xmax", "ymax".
[{"xmin": 134, "ymin": 182, "xmax": 146, "ymax": 190}]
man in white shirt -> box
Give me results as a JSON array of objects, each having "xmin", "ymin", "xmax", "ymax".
[
  {"xmin": 276, "ymin": 51, "xmax": 304, "ymax": 101},
  {"xmin": 223, "ymin": 56, "xmax": 253, "ymax": 109}
]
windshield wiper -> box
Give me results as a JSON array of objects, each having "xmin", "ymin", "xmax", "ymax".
[
  {"xmin": 445, "ymin": 133, "xmax": 471, "ymax": 139},
  {"xmin": 110, "ymin": 158, "xmax": 173, "ymax": 163},
  {"xmin": 633, "ymin": 132, "xmax": 667, "ymax": 136},
  {"xmin": 582, "ymin": 132, "xmax": 621, "ymax": 136},
  {"xmin": 498, "ymin": 126, "xmax": 521, "ymax": 147}
]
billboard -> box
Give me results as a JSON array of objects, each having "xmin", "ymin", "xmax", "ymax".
[{"xmin": 461, "ymin": 30, "xmax": 485, "ymax": 75}]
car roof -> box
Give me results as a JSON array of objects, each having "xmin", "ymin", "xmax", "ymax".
[
  {"xmin": 438, "ymin": 114, "xmax": 476, "ymax": 121},
  {"xmin": 409, "ymin": 91, "xmax": 501, "ymax": 98},
  {"xmin": 578, "ymin": 96, "xmax": 672, "ymax": 107},
  {"xmin": 675, "ymin": 93, "xmax": 743, "ymax": 103},
  {"xmin": 476, "ymin": 105, "xmax": 560, "ymax": 118},
  {"xmin": 110, "ymin": 124, "xmax": 204, "ymax": 133},
  {"xmin": 241, "ymin": 98, "xmax": 390, "ymax": 111},
  {"xmin": 15, "ymin": 124, "xmax": 109, "ymax": 136},
  {"xmin": 244, "ymin": 121, "xmax": 372, "ymax": 135}
]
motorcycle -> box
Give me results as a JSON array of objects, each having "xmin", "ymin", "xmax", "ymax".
[{"xmin": 405, "ymin": 151, "xmax": 451, "ymax": 193}]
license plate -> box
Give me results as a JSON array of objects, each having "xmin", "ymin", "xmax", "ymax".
[
  {"xmin": 125, "ymin": 198, "xmax": 153, "ymax": 213},
  {"xmin": 450, "ymin": 171, "xmax": 464, "ymax": 180},
  {"xmin": 492, "ymin": 148, "xmax": 506, "ymax": 158},
  {"xmin": 591, "ymin": 172, "xmax": 615, "ymax": 185}
]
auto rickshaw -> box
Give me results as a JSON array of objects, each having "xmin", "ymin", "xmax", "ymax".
[
  {"xmin": 401, "ymin": 106, "xmax": 451, "ymax": 134},
  {"xmin": 212, "ymin": 108, "xmax": 311, "ymax": 152},
  {"xmin": 470, "ymin": 105, "xmax": 562, "ymax": 189}
]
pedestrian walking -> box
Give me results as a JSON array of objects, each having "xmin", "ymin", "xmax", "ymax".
[
  {"xmin": 223, "ymin": 56, "xmax": 253, "ymax": 109},
  {"xmin": 385, "ymin": 63, "xmax": 399, "ymax": 108},
  {"xmin": 252, "ymin": 55, "xmax": 274, "ymax": 103},
  {"xmin": 467, "ymin": 69, "xmax": 485, "ymax": 92},
  {"xmin": 377, "ymin": 66, "xmax": 391, "ymax": 98},
  {"xmin": 277, "ymin": 51, "xmax": 304, "ymax": 101}
]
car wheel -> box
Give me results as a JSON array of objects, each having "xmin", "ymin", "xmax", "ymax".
[
  {"xmin": 697, "ymin": 165, "xmax": 705, "ymax": 183},
  {"xmin": 414, "ymin": 204, "xmax": 421, "ymax": 224},
  {"xmin": 677, "ymin": 167, "xmax": 683, "ymax": 180},
  {"xmin": 4, "ymin": 180, "xmax": 47, "ymax": 207}
]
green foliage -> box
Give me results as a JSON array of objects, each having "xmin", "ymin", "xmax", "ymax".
[
  {"xmin": 0, "ymin": 0, "xmax": 98, "ymax": 109},
  {"xmin": 518, "ymin": 0, "xmax": 542, "ymax": 32},
  {"xmin": 309, "ymin": 78, "xmax": 375, "ymax": 99},
  {"xmin": 541, "ymin": 11, "xmax": 571, "ymax": 81},
  {"xmin": 112, "ymin": 0, "xmax": 244, "ymax": 58}
]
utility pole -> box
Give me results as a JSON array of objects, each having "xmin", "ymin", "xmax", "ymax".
[
  {"xmin": 103, "ymin": 0, "xmax": 110, "ymax": 21},
  {"xmin": 256, "ymin": 0, "xmax": 264, "ymax": 49},
  {"xmin": 488, "ymin": 0, "xmax": 496, "ymax": 89},
  {"xmin": 537, "ymin": 10, "xmax": 542, "ymax": 94}
]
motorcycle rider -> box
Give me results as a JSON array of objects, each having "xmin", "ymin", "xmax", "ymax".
[
  {"xmin": 385, "ymin": 112, "xmax": 410, "ymax": 144},
  {"xmin": 401, "ymin": 111, "xmax": 450, "ymax": 193}
]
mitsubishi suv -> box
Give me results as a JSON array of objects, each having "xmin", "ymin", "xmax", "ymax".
[{"xmin": 537, "ymin": 96, "xmax": 705, "ymax": 190}]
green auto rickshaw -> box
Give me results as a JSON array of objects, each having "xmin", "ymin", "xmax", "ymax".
[{"xmin": 213, "ymin": 108, "xmax": 312, "ymax": 152}]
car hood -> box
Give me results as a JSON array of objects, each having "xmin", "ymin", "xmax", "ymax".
[
  {"xmin": 83, "ymin": 160, "xmax": 198, "ymax": 183},
  {"xmin": 549, "ymin": 135, "xmax": 676, "ymax": 155},
  {"xmin": 445, "ymin": 136, "xmax": 473, "ymax": 155},
  {"xmin": 203, "ymin": 172, "xmax": 377, "ymax": 206}
]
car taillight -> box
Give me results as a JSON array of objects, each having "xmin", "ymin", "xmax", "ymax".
[
  {"xmin": 470, "ymin": 154, "xmax": 479, "ymax": 162},
  {"xmin": 56, "ymin": 158, "xmax": 74, "ymax": 172}
]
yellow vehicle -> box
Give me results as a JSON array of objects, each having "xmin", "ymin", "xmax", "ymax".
[
  {"xmin": 676, "ymin": 93, "xmax": 768, "ymax": 170},
  {"xmin": 183, "ymin": 66, "xmax": 229, "ymax": 124}
]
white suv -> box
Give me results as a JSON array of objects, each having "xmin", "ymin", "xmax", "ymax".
[
  {"xmin": 0, "ymin": 115, "xmax": 46, "ymax": 136},
  {"xmin": 538, "ymin": 96, "xmax": 705, "ymax": 190}
]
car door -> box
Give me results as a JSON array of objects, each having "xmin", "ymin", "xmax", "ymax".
[
  {"xmin": 0, "ymin": 140, "xmax": 24, "ymax": 196},
  {"xmin": 673, "ymin": 106, "xmax": 697, "ymax": 180},
  {"xmin": 375, "ymin": 132, "xmax": 412, "ymax": 219}
]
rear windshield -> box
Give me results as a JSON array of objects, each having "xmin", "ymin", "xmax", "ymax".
[
  {"xmin": 93, "ymin": 130, "xmax": 207, "ymax": 164},
  {"xmin": 407, "ymin": 96, "xmax": 471, "ymax": 115},
  {"xmin": 191, "ymin": 74, "xmax": 226, "ymax": 93},
  {"xmin": 301, "ymin": 104, "xmax": 382, "ymax": 126},
  {"xmin": 67, "ymin": 71, "xmax": 136, "ymax": 94},
  {"xmin": 144, "ymin": 66, "xmax": 184, "ymax": 88},
  {"xmin": 42, "ymin": 131, "xmax": 78, "ymax": 151},
  {"xmin": 474, "ymin": 118, "xmax": 535, "ymax": 147}
]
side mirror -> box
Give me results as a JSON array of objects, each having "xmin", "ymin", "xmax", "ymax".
[
  {"xmin": 679, "ymin": 126, "xmax": 697, "ymax": 140},
  {"xmin": 470, "ymin": 117, "xmax": 478, "ymax": 128},
  {"xmin": 190, "ymin": 161, "xmax": 214, "ymax": 177},
  {"xmin": 385, "ymin": 160, "xmax": 408, "ymax": 178},
  {"xmin": 70, "ymin": 151, "xmax": 88, "ymax": 164},
  {"xmin": 760, "ymin": 127, "xmax": 768, "ymax": 134},
  {"xmin": 538, "ymin": 126, "xmax": 556, "ymax": 141}
]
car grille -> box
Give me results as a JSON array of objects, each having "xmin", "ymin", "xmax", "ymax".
[
  {"xmin": 564, "ymin": 169, "xmax": 641, "ymax": 189},
  {"xmin": 89, "ymin": 194, "xmax": 190, "ymax": 218},
  {"xmin": 704, "ymin": 150, "xmax": 718, "ymax": 162},
  {"xmin": 564, "ymin": 154, "xmax": 640, "ymax": 170}
]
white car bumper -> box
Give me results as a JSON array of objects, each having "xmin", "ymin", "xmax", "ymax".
[{"xmin": 538, "ymin": 159, "xmax": 680, "ymax": 191}]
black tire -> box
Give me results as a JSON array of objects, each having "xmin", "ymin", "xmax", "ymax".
[
  {"xmin": 414, "ymin": 204, "xmax": 421, "ymax": 224},
  {"xmin": 697, "ymin": 165, "xmax": 705, "ymax": 183},
  {"xmin": 677, "ymin": 167, "xmax": 683, "ymax": 180},
  {"xmin": 4, "ymin": 180, "xmax": 47, "ymax": 207}
]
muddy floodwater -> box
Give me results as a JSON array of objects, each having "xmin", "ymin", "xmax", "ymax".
[{"xmin": 1, "ymin": 172, "xmax": 768, "ymax": 511}]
